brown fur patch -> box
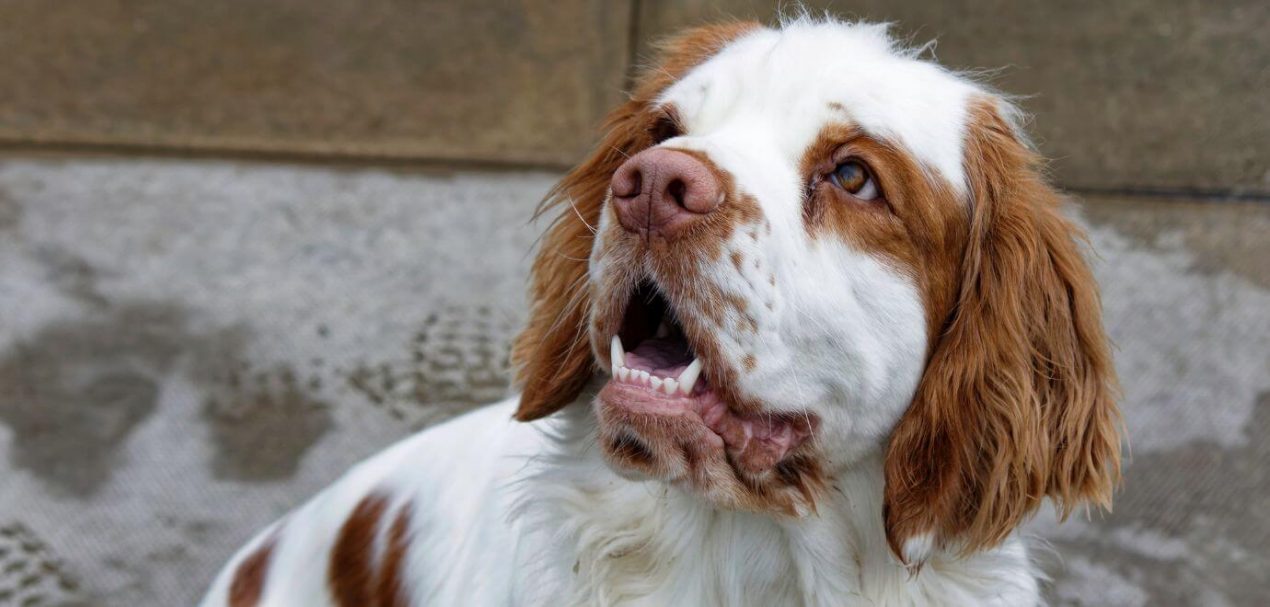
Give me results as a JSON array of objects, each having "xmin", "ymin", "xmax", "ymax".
[
  {"xmin": 881, "ymin": 97, "xmax": 1121, "ymax": 561},
  {"xmin": 511, "ymin": 20, "xmax": 762, "ymax": 421},
  {"xmin": 800, "ymin": 123, "xmax": 968, "ymax": 340},
  {"xmin": 329, "ymin": 494, "xmax": 387, "ymax": 606},
  {"xmin": 329, "ymin": 493, "xmax": 413, "ymax": 607},
  {"xmin": 228, "ymin": 535, "xmax": 276, "ymax": 607}
]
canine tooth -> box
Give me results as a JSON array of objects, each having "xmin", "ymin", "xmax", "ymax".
[
  {"xmin": 650, "ymin": 376, "xmax": 663, "ymax": 390},
  {"xmin": 662, "ymin": 378, "xmax": 678, "ymax": 395},
  {"xmin": 655, "ymin": 321, "xmax": 670, "ymax": 338},
  {"xmin": 612, "ymin": 363, "xmax": 619, "ymax": 378},
  {"xmin": 610, "ymin": 335, "xmax": 625, "ymax": 367},
  {"xmin": 618, "ymin": 366, "xmax": 630, "ymax": 381},
  {"xmin": 677, "ymin": 359, "xmax": 703, "ymax": 394}
]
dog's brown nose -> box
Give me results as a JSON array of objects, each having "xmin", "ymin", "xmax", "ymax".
[{"xmin": 610, "ymin": 149, "xmax": 722, "ymax": 239}]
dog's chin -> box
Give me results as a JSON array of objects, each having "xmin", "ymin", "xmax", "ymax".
[{"xmin": 593, "ymin": 372, "xmax": 823, "ymax": 517}]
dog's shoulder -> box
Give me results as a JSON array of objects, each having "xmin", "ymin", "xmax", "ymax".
[{"xmin": 200, "ymin": 398, "xmax": 551, "ymax": 607}]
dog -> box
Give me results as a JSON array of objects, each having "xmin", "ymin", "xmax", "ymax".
[{"xmin": 202, "ymin": 17, "xmax": 1120, "ymax": 606}]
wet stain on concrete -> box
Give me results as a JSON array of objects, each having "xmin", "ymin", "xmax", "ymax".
[
  {"xmin": 35, "ymin": 247, "xmax": 109, "ymax": 308},
  {"xmin": 1083, "ymin": 197, "xmax": 1270, "ymax": 288},
  {"xmin": 0, "ymin": 522, "xmax": 81, "ymax": 606},
  {"xmin": 200, "ymin": 364, "xmax": 332, "ymax": 481},
  {"xmin": 1046, "ymin": 391, "xmax": 1270, "ymax": 605},
  {"xmin": 1, "ymin": 247, "xmax": 335, "ymax": 489},
  {"xmin": 345, "ymin": 305, "xmax": 514, "ymax": 423},
  {"xmin": 0, "ymin": 304, "xmax": 191, "ymax": 496},
  {"xmin": 0, "ymin": 185, "xmax": 19, "ymax": 231}
]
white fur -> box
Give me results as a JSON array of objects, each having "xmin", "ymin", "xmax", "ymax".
[
  {"xmin": 658, "ymin": 19, "xmax": 977, "ymax": 196},
  {"xmin": 203, "ymin": 398, "xmax": 1039, "ymax": 606},
  {"xmin": 203, "ymin": 19, "xmax": 1046, "ymax": 606}
]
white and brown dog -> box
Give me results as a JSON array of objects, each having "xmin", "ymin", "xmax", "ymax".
[{"xmin": 203, "ymin": 17, "xmax": 1120, "ymax": 607}]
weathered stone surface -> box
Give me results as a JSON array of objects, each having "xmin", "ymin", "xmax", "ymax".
[
  {"xmin": 0, "ymin": 0, "xmax": 632, "ymax": 166},
  {"xmin": 635, "ymin": 1, "xmax": 1270, "ymax": 194}
]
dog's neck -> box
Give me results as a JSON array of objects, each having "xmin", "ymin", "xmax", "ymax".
[{"xmin": 511, "ymin": 396, "xmax": 1041, "ymax": 606}]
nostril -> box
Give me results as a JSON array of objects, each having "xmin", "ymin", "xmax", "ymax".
[
  {"xmin": 612, "ymin": 166, "xmax": 643, "ymax": 199},
  {"xmin": 666, "ymin": 179, "xmax": 687, "ymax": 207}
]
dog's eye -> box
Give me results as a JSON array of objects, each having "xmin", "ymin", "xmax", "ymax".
[
  {"xmin": 650, "ymin": 114, "xmax": 681, "ymax": 144},
  {"xmin": 829, "ymin": 159, "xmax": 880, "ymax": 201}
]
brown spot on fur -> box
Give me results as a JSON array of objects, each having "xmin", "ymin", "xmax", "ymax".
[
  {"xmin": 730, "ymin": 251, "xmax": 744, "ymax": 272},
  {"xmin": 229, "ymin": 535, "xmax": 276, "ymax": 607},
  {"xmin": 329, "ymin": 494, "xmax": 389, "ymax": 607},
  {"xmin": 722, "ymin": 292, "xmax": 748, "ymax": 316},
  {"xmin": 511, "ymin": 20, "xmax": 762, "ymax": 422},
  {"xmin": 742, "ymin": 354, "xmax": 757, "ymax": 372},
  {"xmin": 882, "ymin": 97, "xmax": 1120, "ymax": 561}
]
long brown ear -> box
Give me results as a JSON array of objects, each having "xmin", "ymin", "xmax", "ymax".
[
  {"xmin": 511, "ymin": 21, "xmax": 762, "ymax": 421},
  {"xmin": 883, "ymin": 97, "xmax": 1122, "ymax": 562}
]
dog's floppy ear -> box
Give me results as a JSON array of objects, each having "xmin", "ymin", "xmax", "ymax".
[
  {"xmin": 511, "ymin": 21, "xmax": 762, "ymax": 422},
  {"xmin": 883, "ymin": 97, "xmax": 1122, "ymax": 563}
]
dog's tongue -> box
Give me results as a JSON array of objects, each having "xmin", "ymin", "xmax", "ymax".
[{"xmin": 624, "ymin": 336, "xmax": 694, "ymax": 377}]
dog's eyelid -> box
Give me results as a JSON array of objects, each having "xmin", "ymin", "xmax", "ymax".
[{"xmin": 649, "ymin": 107, "xmax": 685, "ymax": 144}]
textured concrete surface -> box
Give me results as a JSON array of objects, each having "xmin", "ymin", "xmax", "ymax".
[
  {"xmin": 0, "ymin": 156, "xmax": 1266, "ymax": 606},
  {"xmin": 638, "ymin": 1, "xmax": 1270, "ymax": 195},
  {"xmin": 0, "ymin": 0, "xmax": 630, "ymax": 166}
]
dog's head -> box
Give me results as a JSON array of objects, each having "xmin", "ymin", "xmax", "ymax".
[{"xmin": 511, "ymin": 19, "xmax": 1120, "ymax": 563}]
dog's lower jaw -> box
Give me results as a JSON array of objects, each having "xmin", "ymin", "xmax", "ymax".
[{"xmin": 593, "ymin": 388, "xmax": 826, "ymax": 518}]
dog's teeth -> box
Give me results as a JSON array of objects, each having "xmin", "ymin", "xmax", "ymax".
[
  {"xmin": 612, "ymin": 363, "xmax": 619, "ymax": 378},
  {"xmin": 655, "ymin": 321, "xmax": 670, "ymax": 338},
  {"xmin": 662, "ymin": 378, "xmax": 678, "ymax": 395},
  {"xmin": 618, "ymin": 366, "xmax": 630, "ymax": 381},
  {"xmin": 650, "ymin": 376, "xmax": 663, "ymax": 390},
  {"xmin": 637, "ymin": 370, "xmax": 650, "ymax": 384},
  {"xmin": 610, "ymin": 335, "xmax": 625, "ymax": 367},
  {"xmin": 677, "ymin": 359, "xmax": 702, "ymax": 394}
]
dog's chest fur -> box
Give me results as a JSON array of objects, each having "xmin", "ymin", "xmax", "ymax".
[{"xmin": 513, "ymin": 409, "xmax": 1039, "ymax": 607}]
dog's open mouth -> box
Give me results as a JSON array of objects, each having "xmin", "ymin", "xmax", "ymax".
[{"xmin": 599, "ymin": 281, "xmax": 814, "ymax": 478}]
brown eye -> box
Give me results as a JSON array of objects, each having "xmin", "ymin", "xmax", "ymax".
[
  {"xmin": 829, "ymin": 159, "xmax": 880, "ymax": 201},
  {"xmin": 650, "ymin": 113, "xmax": 681, "ymax": 144}
]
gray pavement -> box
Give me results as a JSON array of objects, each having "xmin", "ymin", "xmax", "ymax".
[{"xmin": 0, "ymin": 155, "xmax": 1266, "ymax": 606}]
